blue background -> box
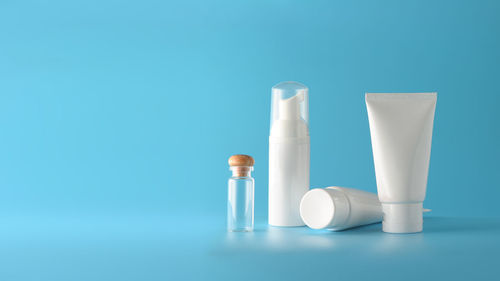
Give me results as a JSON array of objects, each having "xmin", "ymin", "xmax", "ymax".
[{"xmin": 1, "ymin": 0, "xmax": 499, "ymax": 280}]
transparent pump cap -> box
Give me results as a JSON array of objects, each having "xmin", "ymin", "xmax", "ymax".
[{"xmin": 270, "ymin": 81, "xmax": 309, "ymax": 137}]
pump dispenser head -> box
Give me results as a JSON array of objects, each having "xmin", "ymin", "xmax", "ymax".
[
  {"xmin": 270, "ymin": 81, "xmax": 309, "ymax": 138},
  {"xmin": 279, "ymin": 92, "xmax": 304, "ymax": 120}
]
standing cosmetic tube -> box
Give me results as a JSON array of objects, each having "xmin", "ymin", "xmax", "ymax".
[
  {"xmin": 269, "ymin": 82, "xmax": 310, "ymax": 226},
  {"xmin": 300, "ymin": 187, "xmax": 383, "ymax": 231},
  {"xmin": 366, "ymin": 93, "xmax": 437, "ymax": 233}
]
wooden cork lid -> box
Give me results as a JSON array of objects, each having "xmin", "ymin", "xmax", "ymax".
[{"xmin": 228, "ymin": 154, "xmax": 255, "ymax": 167}]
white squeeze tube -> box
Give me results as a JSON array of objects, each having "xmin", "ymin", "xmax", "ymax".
[
  {"xmin": 269, "ymin": 81, "xmax": 310, "ymax": 226},
  {"xmin": 366, "ymin": 93, "xmax": 437, "ymax": 233},
  {"xmin": 300, "ymin": 187, "xmax": 383, "ymax": 231}
]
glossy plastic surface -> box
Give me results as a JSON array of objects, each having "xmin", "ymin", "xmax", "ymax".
[{"xmin": 366, "ymin": 93, "xmax": 437, "ymax": 233}]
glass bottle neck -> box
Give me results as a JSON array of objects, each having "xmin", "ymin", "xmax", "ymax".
[{"xmin": 230, "ymin": 166, "xmax": 253, "ymax": 177}]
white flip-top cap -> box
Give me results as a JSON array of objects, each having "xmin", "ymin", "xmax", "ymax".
[
  {"xmin": 299, "ymin": 188, "xmax": 350, "ymax": 229},
  {"xmin": 382, "ymin": 203, "xmax": 423, "ymax": 233}
]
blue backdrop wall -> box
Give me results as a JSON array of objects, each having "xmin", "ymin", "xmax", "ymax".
[{"xmin": 1, "ymin": 0, "xmax": 499, "ymax": 221}]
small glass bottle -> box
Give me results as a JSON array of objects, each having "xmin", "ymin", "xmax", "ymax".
[{"xmin": 227, "ymin": 154, "xmax": 255, "ymax": 232}]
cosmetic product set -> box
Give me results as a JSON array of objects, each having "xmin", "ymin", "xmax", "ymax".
[{"xmin": 228, "ymin": 81, "xmax": 437, "ymax": 234}]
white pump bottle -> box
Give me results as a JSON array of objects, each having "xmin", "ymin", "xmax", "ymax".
[{"xmin": 268, "ymin": 82, "xmax": 310, "ymax": 226}]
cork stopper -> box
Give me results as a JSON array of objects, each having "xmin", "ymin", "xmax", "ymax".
[
  {"xmin": 228, "ymin": 154, "xmax": 254, "ymax": 167},
  {"xmin": 228, "ymin": 154, "xmax": 254, "ymax": 177}
]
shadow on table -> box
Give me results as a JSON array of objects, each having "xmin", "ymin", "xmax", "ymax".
[
  {"xmin": 326, "ymin": 216, "xmax": 500, "ymax": 234},
  {"xmin": 217, "ymin": 217, "xmax": 500, "ymax": 254},
  {"xmin": 421, "ymin": 217, "xmax": 500, "ymax": 233}
]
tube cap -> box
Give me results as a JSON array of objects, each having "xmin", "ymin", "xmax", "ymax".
[
  {"xmin": 382, "ymin": 203, "xmax": 423, "ymax": 233},
  {"xmin": 299, "ymin": 188, "xmax": 349, "ymax": 229}
]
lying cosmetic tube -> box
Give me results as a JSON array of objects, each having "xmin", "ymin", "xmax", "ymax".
[
  {"xmin": 300, "ymin": 187, "xmax": 383, "ymax": 231},
  {"xmin": 366, "ymin": 93, "xmax": 437, "ymax": 233}
]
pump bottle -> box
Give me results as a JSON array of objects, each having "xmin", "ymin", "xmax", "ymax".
[{"xmin": 268, "ymin": 81, "xmax": 310, "ymax": 226}]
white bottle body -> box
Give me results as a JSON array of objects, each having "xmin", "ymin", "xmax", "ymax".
[
  {"xmin": 366, "ymin": 93, "xmax": 437, "ymax": 233},
  {"xmin": 328, "ymin": 187, "xmax": 382, "ymax": 231},
  {"xmin": 269, "ymin": 136, "xmax": 310, "ymax": 226}
]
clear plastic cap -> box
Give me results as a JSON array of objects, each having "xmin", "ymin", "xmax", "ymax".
[{"xmin": 270, "ymin": 81, "xmax": 309, "ymax": 136}]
